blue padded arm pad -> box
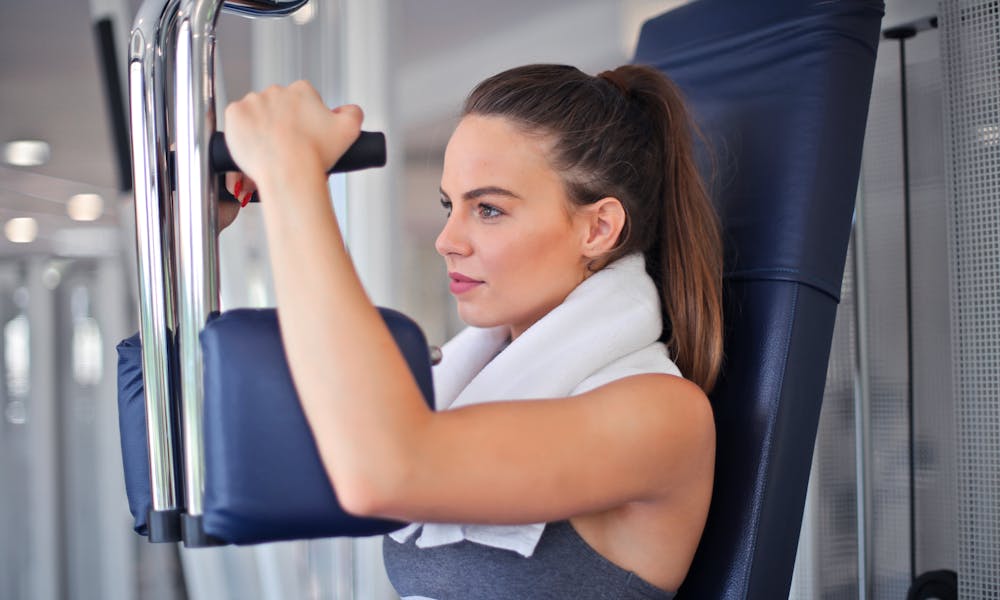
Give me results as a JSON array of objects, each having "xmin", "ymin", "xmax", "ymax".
[
  {"xmin": 116, "ymin": 333, "xmax": 151, "ymax": 535},
  {"xmin": 199, "ymin": 307, "xmax": 435, "ymax": 544},
  {"xmin": 115, "ymin": 306, "xmax": 434, "ymax": 543}
]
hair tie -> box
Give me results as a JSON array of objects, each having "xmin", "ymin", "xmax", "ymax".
[{"xmin": 597, "ymin": 70, "xmax": 630, "ymax": 96}]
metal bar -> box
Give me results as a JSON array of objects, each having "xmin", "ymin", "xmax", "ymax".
[
  {"xmin": 897, "ymin": 35, "xmax": 918, "ymax": 584},
  {"xmin": 128, "ymin": 0, "xmax": 183, "ymax": 542},
  {"xmin": 222, "ymin": 0, "xmax": 309, "ymax": 18},
  {"xmin": 26, "ymin": 260, "xmax": 61, "ymax": 600},
  {"xmin": 852, "ymin": 186, "xmax": 874, "ymax": 600},
  {"xmin": 881, "ymin": 31, "xmax": 920, "ymax": 583},
  {"xmin": 881, "ymin": 15, "xmax": 939, "ymax": 590},
  {"xmin": 173, "ymin": 0, "xmax": 224, "ymax": 546}
]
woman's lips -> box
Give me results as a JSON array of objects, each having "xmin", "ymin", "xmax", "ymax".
[{"xmin": 449, "ymin": 272, "xmax": 483, "ymax": 295}]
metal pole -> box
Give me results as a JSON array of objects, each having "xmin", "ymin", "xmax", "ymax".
[
  {"xmin": 128, "ymin": 0, "xmax": 183, "ymax": 543},
  {"xmin": 897, "ymin": 34, "xmax": 918, "ymax": 584},
  {"xmin": 173, "ymin": 0, "xmax": 223, "ymax": 547},
  {"xmin": 171, "ymin": 0, "xmax": 310, "ymax": 547},
  {"xmin": 852, "ymin": 185, "xmax": 875, "ymax": 600},
  {"xmin": 341, "ymin": 1, "xmax": 400, "ymax": 596},
  {"xmin": 874, "ymin": 16, "xmax": 937, "ymax": 592},
  {"xmin": 883, "ymin": 21, "xmax": 921, "ymax": 583},
  {"xmin": 26, "ymin": 259, "xmax": 61, "ymax": 600}
]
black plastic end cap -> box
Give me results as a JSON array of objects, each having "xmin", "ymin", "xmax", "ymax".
[
  {"xmin": 147, "ymin": 508, "xmax": 183, "ymax": 543},
  {"xmin": 181, "ymin": 514, "xmax": 227, "ymax": 548}
]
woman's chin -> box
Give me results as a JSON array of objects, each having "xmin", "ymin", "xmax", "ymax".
[{"xmin": 456, "ymin": 305, "xmax": 505, "ymax": 329}]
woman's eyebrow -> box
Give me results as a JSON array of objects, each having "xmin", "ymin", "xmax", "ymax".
[{"xmin": 439, "ymin": 186, "xmax": 523, "ymax": 202}]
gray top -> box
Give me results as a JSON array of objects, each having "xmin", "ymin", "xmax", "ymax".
[{"xmin": 383, "ymin": 520, "xmax": 677, "ymax": 600}]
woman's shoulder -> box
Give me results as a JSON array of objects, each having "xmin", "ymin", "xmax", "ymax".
[
  {"xmin": 571, "ymin": 372, "xmax": 715, "ymax": 498},
  {"xmin": 578, "ymin": 373, "xmax": 714, "ymax": 448},
  {"xmin": 586, "ymin": 370, "xmax": 707, "ymax": 406}
]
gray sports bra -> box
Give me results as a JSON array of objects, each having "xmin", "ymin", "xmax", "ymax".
[{"xmin": 383, "ymin": 520, "xmax": 677, "ymax": 599}]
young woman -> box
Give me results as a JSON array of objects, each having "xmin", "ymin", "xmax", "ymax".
[{"xmin": 221, "ymin": 63, "xmax": 722, "ymax": 599}]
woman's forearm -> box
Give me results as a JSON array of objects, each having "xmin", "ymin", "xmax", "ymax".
[{"xmin": 255, "ymin": 162, "xmax": 431, "ymax": 512}]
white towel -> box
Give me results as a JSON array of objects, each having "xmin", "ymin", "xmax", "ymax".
[{"xmin": 388, "ymin": 252, "xmax": 682, "ymax": 557}]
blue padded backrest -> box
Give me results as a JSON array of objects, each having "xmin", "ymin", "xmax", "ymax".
[{"xmin": 633, "ymin": 1, "xmax": 883, "ymax": 598}]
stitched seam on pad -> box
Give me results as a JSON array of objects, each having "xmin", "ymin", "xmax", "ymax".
[{"xmin": 725, "ymin": 268, "xmax": 841, "ymax": 303}]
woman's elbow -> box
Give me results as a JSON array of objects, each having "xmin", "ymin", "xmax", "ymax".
[
  {"xmin": 328, "ymin": 442, "xmax": 417, "ymax": 518},
  {"xmin": 336, "ymin": 477, "xmax": 387, "ymax": 517},
  {"xmin": 322, "ymin": 403, "xmax": 432, "ymax": 518}
]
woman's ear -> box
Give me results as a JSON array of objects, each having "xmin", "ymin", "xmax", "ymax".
[{"xmin": 579, "ymin": 197, "xmax": 627, "ymax": 258}]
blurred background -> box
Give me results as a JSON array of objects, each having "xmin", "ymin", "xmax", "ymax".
[{"xmin": 0, "ymin": 0, "xmax": 976, "ymax": 598}]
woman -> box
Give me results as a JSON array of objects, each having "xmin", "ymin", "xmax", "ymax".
[{"xmin": 221, "ymin": 63, "xmax": 722, "ymax": 598}]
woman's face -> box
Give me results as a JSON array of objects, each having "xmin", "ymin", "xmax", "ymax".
[{"xmin": 436, "ymin": 115, "xmax": 591, "ymax": 340}]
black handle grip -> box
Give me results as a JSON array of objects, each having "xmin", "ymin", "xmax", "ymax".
[
  {"xmin": 211, "ymin": 130, "xmax": 385, "ymax": 173},
  {"xmin": 212, "ymin": 130, "xmax": 386, "ymax": 202}
]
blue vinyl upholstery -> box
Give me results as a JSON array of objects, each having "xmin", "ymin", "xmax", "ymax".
[
  {"xmin": 199, "ymin": 307, "xmax": 434, "ymax": 543},
  {"xmin": 632, "ymin": 1, "xmax": 883, "ymax": 597},
  {"xmin": 116, "ymin": 307, "xmax": 434, "ymax": 543},
  {"xmin": 116, "ymin": 333, "xmax": 153, "ymax": 535}
]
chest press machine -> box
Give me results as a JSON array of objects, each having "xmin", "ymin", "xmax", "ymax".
[
  {"xmin": 116, "ymin": 0, "xmax": 883, "ymax": 598},
  {"xmin": 118, "ymin": 0, "xmax": 432, "ymax": 549}
]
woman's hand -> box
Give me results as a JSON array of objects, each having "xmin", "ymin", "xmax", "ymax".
[
  {"xmin": 222, "ymin": 80, "xmax": 363, "ymax": 193},
  {"xmin": 217, "ymin": 172, "xmax": 257, "ymax": 232},
  {"xmin": 218, "ymin": 198, "xmax": 240, "ymax": 233}
]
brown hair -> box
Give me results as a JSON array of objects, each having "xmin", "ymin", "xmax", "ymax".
[{"xmin": 463, "ymin": 64, "xmax": 723, "ymax": 393}]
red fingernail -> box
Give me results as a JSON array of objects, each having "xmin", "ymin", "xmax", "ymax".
[
  {"xmin": 240, "ymin": 191, "xmax": 251, "ymax": 207},
  {"xmin": 234, "ymin": 180, "xmax": 243, "ymax": 199}
]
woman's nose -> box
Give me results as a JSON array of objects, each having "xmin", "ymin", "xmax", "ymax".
[{"xmin": 435, "ymin": 214, "xmax": 471, "ymax": 257}]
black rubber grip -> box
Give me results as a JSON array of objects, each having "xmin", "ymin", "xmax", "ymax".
[{"xmin": 210, "ymin": 130, "xmax": 386, "ymax": 174}]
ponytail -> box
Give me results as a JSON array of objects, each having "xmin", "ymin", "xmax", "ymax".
[
  {"xmin": 619, "ymin": 67, "xmax": 723, "ymax": 393},
  {"xmin": 465, "ymin": 64, "xmax": 724, "ymax": 393}
]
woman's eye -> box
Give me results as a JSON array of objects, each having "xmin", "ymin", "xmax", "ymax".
[
  {"xmin": 440, "ymin": 197, "xmax": 452, "ymax": 216},
  {"xmin": 477, "ymin": 203, "xmax": 502, "ymax": 219}
]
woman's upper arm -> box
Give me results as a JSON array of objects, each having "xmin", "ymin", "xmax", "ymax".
[{"xmin": 354, "ymin": 373, "xmax": 715, "ymax": 525}]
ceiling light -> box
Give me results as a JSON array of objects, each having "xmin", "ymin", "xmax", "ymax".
[
  {"xmin": 292, "ymin": 1, "xmax": 315, "ymax": 25},
  {"xmin": 4, "ymin": 140, "xmax": 51, "ymax": 167},
  {"xmin": 5, "ymin": 218, "xmax": 38, "ymax": 243},
  {"xmin": 67, "ymin": 193, "xmax": 104, "ymax": 221}
]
